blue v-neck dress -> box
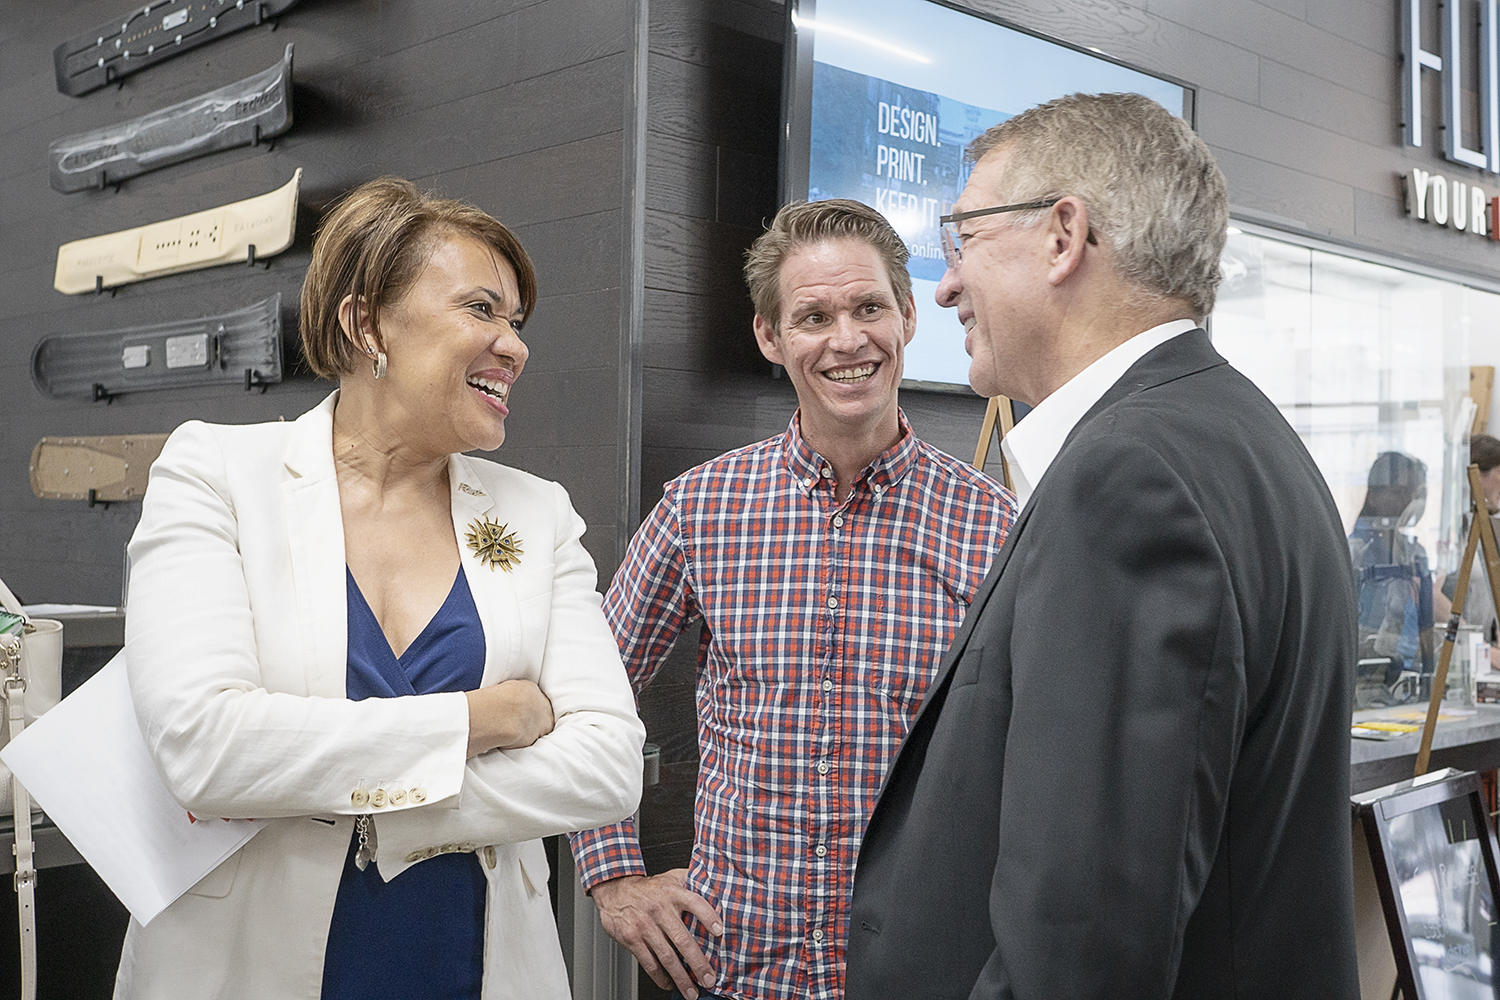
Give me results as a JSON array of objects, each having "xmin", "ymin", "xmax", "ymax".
[{"xmin": 321, "ymin": 567, "xmax": 487, "ymax": 1000}]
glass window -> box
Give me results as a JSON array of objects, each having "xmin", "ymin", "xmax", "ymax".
[{"xmin": 1214, "ymin": 229, "xmax": 1492, "ymax": 710}]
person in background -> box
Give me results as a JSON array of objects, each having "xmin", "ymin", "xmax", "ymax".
[
  {"xmin": 569, "ymin": 199, "xmax": 1015, "ymax": 1000},
  {"xmin": 847, "ymin": 92, "xmax": 1359, "ymax": 1000},
  {"xmin": 119, "ymin": 178, "xmax": 645, "ymax": 1000},
  {"xmin": 1438, "ymin": 432, "xmax": 1500, "ymax": 664},
  {"xmin": 1350, "ymin": 451, "xmax": 1435, "ymax": 703}
]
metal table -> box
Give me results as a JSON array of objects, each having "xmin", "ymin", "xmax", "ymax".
[{"xmin": 1350, "ymin": 704, "xmax": 1500, "ymax": 792}]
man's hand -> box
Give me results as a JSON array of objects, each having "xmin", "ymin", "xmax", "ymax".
[{"xmin": 592, "ymin": 870, "xmax": 724, "ymax": 999}]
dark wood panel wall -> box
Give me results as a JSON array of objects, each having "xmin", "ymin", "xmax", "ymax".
[{"xmin": 0, "ymin": 0, "xmax": 638, "ymax": 608}]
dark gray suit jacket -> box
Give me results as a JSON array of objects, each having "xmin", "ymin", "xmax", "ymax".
[{"xmin": 847, "ymin": 330, "xmax": 1359, "ymax": 1000}]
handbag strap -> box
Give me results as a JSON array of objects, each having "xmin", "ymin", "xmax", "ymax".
[{"xmin": 2, "ymin": 631, "xmax": 37, "ymax": 1000}]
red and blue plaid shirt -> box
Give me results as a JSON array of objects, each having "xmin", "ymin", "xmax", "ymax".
[{"xmin": 570, "ymin": 412, "xmax": 1014, "ymax": 1000}]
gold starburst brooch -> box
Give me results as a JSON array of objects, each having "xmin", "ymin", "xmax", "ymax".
[{"xmin": 465, "ymin": 516, "xmax": 523, "ymax": 571}]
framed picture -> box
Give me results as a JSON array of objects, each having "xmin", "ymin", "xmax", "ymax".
[{"xmin": 1355, "ymin": 769, "xmax": 1500, "ymax": 997}]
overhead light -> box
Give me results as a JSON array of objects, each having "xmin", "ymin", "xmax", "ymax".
[{"xmin": 792, "ymin": 12, "xmax": 931, "ymax": 63}]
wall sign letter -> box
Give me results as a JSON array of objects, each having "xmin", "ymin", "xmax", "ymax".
[
  {"xmin": 1445, "ymin": 0, "xmax": 1490, "ymax": 167},
  {"xmin": 1404, "ymin": 0, "xmax": 1445, "ymax": 148},
  {"xmin": 1408, "ymin": 168, "xmax": 1432, "ymax": 218}
]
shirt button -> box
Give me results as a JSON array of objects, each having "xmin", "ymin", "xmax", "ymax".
[
  {"xmin": 832, "ymin": 515, "xmax": 844, "ymax": 528},
  {"xmin": 389, "ymin": 788, "xmax": 408, "ymax": 806},
  {"xmin": 817, "ymin": 760, "xmax": 829, "ymax": 775},
  {"xmin": 822, "ymin": 466, "xmax": 833, "ymax": 477},
  {"xmin": 822, "ymin": 678, "xmax": 833, "ymax": 692},
  {"xmin": 826, "ymin": 596, "xmax": 838, "ymax": 609},
  {"xmin": 410, "ymin": 787, "xmax": 427, "ymax": 804},
  {"xmin": 370, "ymin": 788, "xmax": 388, "ymax": 808},
  {"xmin": 351, "ymin": 789, "xmax": 369, "ymax": 808},
  {"xmin": 812, "ymin": 929, "xmax": 824, "ymax": 943},
  {"xmin": 815, "ymin": 844, "xmax": 827, "ymax": 857}
]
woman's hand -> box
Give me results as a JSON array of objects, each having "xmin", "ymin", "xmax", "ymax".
[{"xmin": 465, "ymin": 679, "xmax": 555, "ymax": 756}]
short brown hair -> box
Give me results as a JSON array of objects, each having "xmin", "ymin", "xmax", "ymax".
[
  {"xmin": 744, "ymin": 199, "xmax": 912, "ymax": 328},
  {"xmin": 966, "ymin": 93, "xmax": 1228, "ymax": 318},
  {"xmin": 1473, "ymin": 433, "xmax": 1500, "ymax": 473},
  {"xmin": 299, "ymin": 177, "xmax": 538, "ymax": 378}
]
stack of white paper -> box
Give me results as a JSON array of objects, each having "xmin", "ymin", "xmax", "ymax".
[{"xmin": 0, "ymin": 652, "xmax": 262, "ymax": 925}]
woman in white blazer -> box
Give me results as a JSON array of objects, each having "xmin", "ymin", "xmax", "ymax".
[{"xmin": 117, "ymin": 179, "xmax": 645, "ymax": 1000}]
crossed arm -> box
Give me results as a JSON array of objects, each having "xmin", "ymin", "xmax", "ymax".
[{"xmin": 127, "ymin": 424, "xmax": 644, "ymax": 873}]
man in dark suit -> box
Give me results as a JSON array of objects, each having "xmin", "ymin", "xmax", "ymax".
[{"xmin": 846, "ymin": 93, "xmax": 1359, "ymax": 1000}]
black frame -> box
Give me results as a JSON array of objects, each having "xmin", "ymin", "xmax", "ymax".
[
  {"xmin": 1355, "ymin": 769, "xmax": 1500, "ymax": 999},
  {"xmin": 775, "ymin": 0, "xmax": 1196, "ymax": 395},
  {"xmin": 777, "ymin": 0, "xmax": 1198, "ymax": 207}
]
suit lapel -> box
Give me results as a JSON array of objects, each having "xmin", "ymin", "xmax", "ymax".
[
  {"xmin": 449, "ymin": 454, "xmax": 519, "ymax": 686},
  {"xmin": 899, "ymin": 498, "xmax": 1036, "ymax": 742},
  {"xmin": 901, "ymin": 330, "xmax": 1225, "ymax": 737},
  {"xmin": 281, "ymin": 393, "xmax": 348, "ymax": 698}
]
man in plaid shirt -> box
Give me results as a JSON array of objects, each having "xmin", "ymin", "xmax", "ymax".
[{"xmin": 569, "ymin": 199, "xmax": 1015, "ymax": 1000}]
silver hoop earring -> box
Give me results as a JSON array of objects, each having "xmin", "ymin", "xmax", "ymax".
[{"xmin": 371, "ymin": 351, "xmax": 388, "ymax": 380}]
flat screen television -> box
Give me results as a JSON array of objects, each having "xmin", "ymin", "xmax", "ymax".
[{"xmin": 780, "ymin": 0, "xmax": 1194, "ymax": 390}]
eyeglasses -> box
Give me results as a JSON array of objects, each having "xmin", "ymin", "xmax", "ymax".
[{"xmin": 938, "ymin": 199, "xmax": 1097, "ymax": 268}]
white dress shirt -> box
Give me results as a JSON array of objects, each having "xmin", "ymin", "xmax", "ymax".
[{"xmin": 1000, "ymin": 318, "xmax": 1199, "ymax": 509}]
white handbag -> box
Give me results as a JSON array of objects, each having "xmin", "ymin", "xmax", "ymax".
[{"xmin": 0, "ymin": 576, "xmax": 64, "ymax": 1000}]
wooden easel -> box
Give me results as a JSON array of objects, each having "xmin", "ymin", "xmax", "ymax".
[
  {"xmin": 1472, "ymin": 366, "xmax": 1494, "ymax": 436},
  {"xmin": 972, "ymin": 395, "xmax": 1016, "ymax": 491},
  {"xmin": 1415, "ymin": 464, "xmax": 1500, "ymax": 776}
]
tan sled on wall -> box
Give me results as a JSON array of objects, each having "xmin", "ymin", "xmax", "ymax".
[{"xmin": 29, "ymin": 435, "xmax": 169, "ymax": 503}]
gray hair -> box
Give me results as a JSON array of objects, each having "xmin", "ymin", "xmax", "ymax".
[{"xmin": 966, "ymin": 92, "xmax": 1228, "ymax": 318}]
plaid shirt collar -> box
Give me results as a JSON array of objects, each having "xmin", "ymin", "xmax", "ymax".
[{"xmin": 783, "ymin": 408, "xmax": 920, "ymax": 498}]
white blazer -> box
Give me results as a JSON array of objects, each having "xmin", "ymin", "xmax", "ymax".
[{"xmin": 115, "ymin": 392, "xmax": 645, "ymax": 1000}]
